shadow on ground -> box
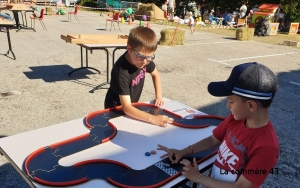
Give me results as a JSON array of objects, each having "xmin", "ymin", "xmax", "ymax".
[
  {"xmin": 222, "ymin": 37, "xmax": 236, "ymax": 40},
  {"xmin": 0, "ymin": 163, "xmax": 30, "ymax": 188},
  {"xmin": 23, "ymin": 64, "xmax": 97, "ymax": 82}
]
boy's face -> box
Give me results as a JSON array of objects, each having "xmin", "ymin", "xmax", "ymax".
[
  {"xmin": 127, "ymin": 46, "xmax": 155, "ymax": 68},
  {"xmin": 226, "ymin": 95, "xmax": 250, "ymax": 120}
]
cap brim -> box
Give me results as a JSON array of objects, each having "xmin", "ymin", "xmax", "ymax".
[{"xmin": 207, "ymin": 81, "xmax": 232, "ymax": 97}]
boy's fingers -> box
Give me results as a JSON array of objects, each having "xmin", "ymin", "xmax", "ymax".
[
  {"xmin": 180, "ymin": 159, "xmax": 190, "ymax": 166},
  {"xmin": 160, "ymin": 153, "xmax": 168, "ymax": 158},
  {"xmin": 174, "ymin": 156, "xmax": 181, "ymax": 164},
  {"xmin": 168, "ymin": 118, "xmax": 174, "ymax": 123},
  {"xmin": 157, "ymin": 144, "xmax": 168, "ymax": 151},
  {"xmin": 193, "ymin": 157, "xmax": 198, "ymax": 167},
  {"xmin": 169, "ymin": 155, "xmax": 176, "ymax": 163}
]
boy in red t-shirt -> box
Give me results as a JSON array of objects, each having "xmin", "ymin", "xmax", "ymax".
[{"xmin": 158, "ymin": 62, "xmax": 279, "ymax": 188}]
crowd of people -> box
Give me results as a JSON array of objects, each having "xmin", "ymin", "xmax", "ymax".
[
  {"xmin": 160, "ymin": 1, "xmax": 295, "ymax": 36},
  {"xmin": 202, "ymin": 1, "xmax": 254, "ymax": 26},
  {"xmin": 160, "ymin": 0, "xmax": 256, "ymax": 27}
]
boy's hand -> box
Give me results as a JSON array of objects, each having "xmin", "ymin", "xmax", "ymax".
[
  {"xmin": 154, "ymin": 98, "xmax": 164, "ymax": 107},
  {"xmin": 181, "ymin": 158, "xmax": 201, "ymax": 182},
  {"xmin": 152, "ymin": 115, "xmax": 174, "ymax": 127},
  {"xmin": 157, "ymin": 144, "xmax": 183, "ymax": 164}
]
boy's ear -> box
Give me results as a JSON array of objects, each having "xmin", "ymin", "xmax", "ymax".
[
  {"xmin": 127, "ymin": 45, "xmax": 132, "ymax": 51},
  {"xmin": 247, "ymin": 100, "xmax": 257, "ymax": 112}
]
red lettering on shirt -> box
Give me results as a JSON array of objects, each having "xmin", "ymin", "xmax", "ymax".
[{"xmin": 132, "ymin": 68, "xmax": 146, "ymax": 86}]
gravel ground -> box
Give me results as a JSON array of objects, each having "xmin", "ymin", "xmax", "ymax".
[{"xmin": 0, "ymin": 6, "xmax": 299, "ymax": 188}]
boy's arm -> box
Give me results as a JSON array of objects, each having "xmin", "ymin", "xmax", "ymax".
[
  {"xmin": 119, "ymin": 95, "xmax": 173, "ymax": 127},
  {"xmin": 180, "ymin": 135, "xmax": 221, "ymax": 156},
  {"xmin": 188, "ymin": 170, "xmax": 253, "ymax": 188},
  {"xmin": 180, "ymin": 138, "xmax": 254, "ymax": 188},
  {"xmin": 120, "ymin": 95, "xmax": 153, "ymax": 123},
  {"xmin": 158, "ymin": 135, "xmax": 221, "ymax": 164},
  {"xmin": 149, "ymin": 68, "xmax": 163, "ymax": 106}
]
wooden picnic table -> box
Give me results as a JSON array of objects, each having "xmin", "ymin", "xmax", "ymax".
[{"xmin": 61, "ymin": 34, "xmax": 128, "ymax": 91}]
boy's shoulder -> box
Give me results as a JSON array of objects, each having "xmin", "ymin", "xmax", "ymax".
[{"xmin": 114, "ymin": 54, "xmax": 144, "ymax": 73}]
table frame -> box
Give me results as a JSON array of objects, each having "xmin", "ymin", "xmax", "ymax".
[
  {"xmin": 0, "ymin": 148, "xmax": 36, "ymax": 188},
  {"xmin": 0, "ymin": 22, "xmax": 16, "ymax": 60},
  {"xmin": 67, "ymin": 43, "xmax": 127, "ymax": 91},
  {"xmin": 8, "ymin": 5, "xmax": 35, "ymax": 32},
  {"xmin": 89, "ymin": 45, "xmax": 127, "ymax": 92}
]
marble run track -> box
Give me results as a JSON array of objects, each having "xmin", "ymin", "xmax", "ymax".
[{"xmin": 24, "ymin": 103, "xmax": 225, "ymax": 187}]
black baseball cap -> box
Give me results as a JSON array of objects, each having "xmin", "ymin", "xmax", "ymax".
[{"xmin": 207, "ymin": 62, "xmax": 278, "ymax": 100}]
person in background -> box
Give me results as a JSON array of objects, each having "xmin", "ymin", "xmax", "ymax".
[
  {"xmin": 187, "ymin": 11, "xmax": 195, "ymax": 34},
  {"xmin": 252, "ymin": 5, "xmax": 258, "ymax": 12},
  {"xmin": 0, "ymin": 12, "xmax": 11, "ymax": 20},
  {"xmin": 226, "ymin": 11, "xmax": 236, "ymax": 26},
  {"xmin": 209, "ymin": 9, "xmax": 218, "ymax": 25},
  {"xmin": 0, "ymin": 11, "xmax": 12, "ymax": 32},
  {"xmin": 235, "ymin": 8, "xmax": 240, "ymax": 19},
  {"xmin": 29, "ymin": 0, "xmax": 39, "ymax": 19},
  {"xmin": 162, "ymin": 1, "xmax": 168, "ymax": 18},
  {"xmin": 167, "ymin": 0, "xmax": 175, "ymax": 20},
  {"xmin": 239, "ymin": 1, "xmax": 247, "ymax": 18},
  {"xmin": 124, "ymin": 4, "xmax": 133, "ymax": 20},
  {"xmin": 199, "ymin": 0, "xmax": 206, "ymax": 17},
  {"xmin": 216, "ymin": 8, "xmax": 222, "ymax": 18},
  {"xmin": 247, "ymin": 9, "xmax": 253, "ymax": 23},
  {"xmin": 222, "ymin": 10, "xmax": 228, "ymax": 25},
  {"xmin": 8, "ymin": 0, "xmax": 23, "ymax": 28},
  {"xmin": 55, "ymin": 0, "xmax": 67, "ymax": 15}
]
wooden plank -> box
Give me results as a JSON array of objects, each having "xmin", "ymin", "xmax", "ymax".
[
  {"xmin": 61, "ymin": 34, "xmax": 128, "ymax": 44},
  {"xmin": 66, "ymin": 34, "xmax": 126, "ymax": 40},
  {"xmin": 61, "ymin": 35, "xmax": 72, "ymax": 43},
  {"xmin": 0, "ymin": 19, "xmax": 14, "ymax": 27},
  {"xmin": 6, "ymin": 4, "xmax": 31, "ymax": 11},
  {"xmin": 0, "ymin": 20, "xmax": 14, "ymax": 25},
  {"xmin": 69, "ymin": 38, "xmax": 127, "ymax": 44}
]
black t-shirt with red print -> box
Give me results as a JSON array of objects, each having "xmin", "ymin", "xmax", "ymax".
[{"xmin": 104, "ymin": 51, "xmax": 155, "ymax": 108}]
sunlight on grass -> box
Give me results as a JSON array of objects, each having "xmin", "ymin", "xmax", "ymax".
[{"xmin": 79, "ymin": 8, "xmax": 300, "ymax": 49}]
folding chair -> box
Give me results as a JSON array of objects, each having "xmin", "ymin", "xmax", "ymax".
[
  {"xmin": 68, "ymin": 5, "xmax": 79, "ymax": 23},
  {"xmin": 105, "ymin": 12, "xmax": 121, "ymax": 32},
  {"xmin": 30, "ymin": 9, "xmax": 47, "ymax": 31}
]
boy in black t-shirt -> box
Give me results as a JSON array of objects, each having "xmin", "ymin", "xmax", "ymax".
[{"xmin": 104, "ymin": 26, "xmax": 174, "ymax": 127}]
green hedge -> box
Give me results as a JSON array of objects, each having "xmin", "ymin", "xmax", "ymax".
[{"xmin": 79, "ymin": 0, "xmax": 97, "ymax": 7}]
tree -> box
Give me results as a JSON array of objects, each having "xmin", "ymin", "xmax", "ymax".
[
  {"xmin": 136, "ymin": 0, "xmax": 300, "ymax": 22},
  {"xmin": 280, "ymin": 0, "xmax": 300, "ymax": 22}
]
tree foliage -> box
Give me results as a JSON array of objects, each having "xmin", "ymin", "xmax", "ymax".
[
  {"xmin": 135, "ymin": 0, "xmax": 299, "ymax": 22},
  {"xmin": 280, "ymin": 0, "xmax": 300, "ymax": 22}
]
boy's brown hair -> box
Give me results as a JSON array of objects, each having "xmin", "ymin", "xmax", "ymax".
[{"xmin": 128, "ymin": 26, "xmax": 157, "ymax": 53}]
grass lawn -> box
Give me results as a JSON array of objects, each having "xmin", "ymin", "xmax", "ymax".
[
  {"xmin": 78, "ymin": 8, "xmax": 300, "ymax": 49},
  {"xmin": 198, "ymin": 27, "xmax": 300, "ymax": 48},
  {"xmin": 170, "ymin": 22, "xmax": 300, "ymax": 49}
]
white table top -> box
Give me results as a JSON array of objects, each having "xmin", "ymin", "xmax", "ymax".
[{"xmin": 0, "ymin": 99, "xmax": 217, "ymax": 188}]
